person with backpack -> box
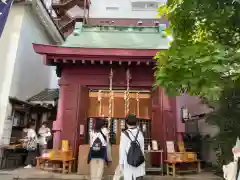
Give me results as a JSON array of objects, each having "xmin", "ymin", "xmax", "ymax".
[
  {"xmin": 22, "ymin": 121, "xmax": 38, "ymax": 168},
  {"xmin": 119, "ymin": 114, "xmax": 145, "ymax": 180},
  {"xmin": 88, "ymin": 118, "xmax": 109, "ymax": 180}
]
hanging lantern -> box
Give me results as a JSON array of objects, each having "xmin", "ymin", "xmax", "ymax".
[
  {"xmin": 142, "ymin": 123, "xmax": 146, "ymax": 132},
  {"xmin": 120, "ymin": 119, "xmax": 125, "ymax": 130},
  {"xmin": 181, "ymin": 106, "xmax": 191, "ymax": 123}
]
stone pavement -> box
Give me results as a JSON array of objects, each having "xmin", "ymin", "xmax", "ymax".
[{"xmin": 0, "ymin": 168, "xmax": 223, "ymax": 180}]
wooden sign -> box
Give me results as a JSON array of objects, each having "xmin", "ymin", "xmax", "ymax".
[{"xmin": 166, "ymin": 141, "xmax": 175, "ymax": 153}]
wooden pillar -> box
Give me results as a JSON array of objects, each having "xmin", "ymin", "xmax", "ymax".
[
  {"xmin": 60, "ymin": 84, "xmax": 80, "ymax": 151},
  {"xmin": 151, "ymin": 88, "xmax": 177, "ymax": 164},
  {"xmin": 151, "ymin": 88, "xmax": 164, "ymax": 165},
  {"xmin": 57, "ymin": 84, "xmax": 89, "ymax": 172},
  {"xmin": 52, "ymin": 80, "xmax": 66, "ymax": 149}
]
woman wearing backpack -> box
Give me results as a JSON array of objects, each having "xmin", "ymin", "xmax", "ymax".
[
  {"xmin": 88, "ymin": 118, "xmax": 109, "ymax": 180},
  {"xmin": 22, "ymin": 121, "xmax": 38, "ymax": 169},
  {"xmin": 119, "ymin": 114, "xmax": 145, "ymax": 180}
]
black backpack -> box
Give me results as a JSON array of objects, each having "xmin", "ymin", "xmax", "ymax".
[
  {"xmin": 90, "ymin": 131, "xmax": 106, "ymax": 158},
  {"xmin": 124, "ymin": 129, "xmax": 145, "ymax": 167}
]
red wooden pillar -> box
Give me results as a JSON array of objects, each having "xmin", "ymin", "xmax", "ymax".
[
  {"xmin": 60, "ymin": 84, "xmax": 80, "ymax": 151},
  {"xmin": 151, "ymin": 88, "xmax": 164, "ymax": 165},
  {"xmin": 59, "ymin": 84, "xmax": 89, "ymax": 159},
  {"xmin": 151, "ymin": 88, "xmax": 177, "ymax": 165},
  {"xmin": 52, "ymin": 81, "xmax": 66, "ymax": 149}
]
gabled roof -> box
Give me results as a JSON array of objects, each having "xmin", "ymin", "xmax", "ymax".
[
  {"xmin": 28, "ymin": 88, "xmax": 59, "ymax": 105},
  {"xmin": 63, "ymin": 22, "xmax": 171, "ymax": 49}
]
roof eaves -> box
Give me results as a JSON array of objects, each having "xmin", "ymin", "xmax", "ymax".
[
  {"xmin": 31, "ymin": 0, "xmax": 64, "ymax": 44},
  {"xmin": 9, "ymin": 97, "xmax": 34, "ymax": 107}
]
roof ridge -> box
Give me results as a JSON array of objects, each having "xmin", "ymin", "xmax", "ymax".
[{"xmin": 27, "ymin": 88, "xmax": 59, "ymax": 102}]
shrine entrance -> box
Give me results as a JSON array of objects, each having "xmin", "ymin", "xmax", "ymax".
[
  {"xmin": 76, "ymin": 68, "xmax": 153, "ymax": 175},
  {"xmin": 87, "ymin": 68, "xmax": 152, "ymax": 148},
  {"xmin": 88, "ymin": 90, "xmax": 152, "ymax": 147}
]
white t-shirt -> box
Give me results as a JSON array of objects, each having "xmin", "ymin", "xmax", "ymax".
[
  {"xmin": 23, "ymin": 128, "xmax": 38, "ymax": 143},
  {"xmin": 27, "ymin": 128, "xmax": 37, "ymax": 139},
  {"xmin": 38, "ymin": 127, "xmax": 51, "ymax": 145},
  {"xmin": 89, "ymin": 127, "xmax": 109, "ymax": 147}
]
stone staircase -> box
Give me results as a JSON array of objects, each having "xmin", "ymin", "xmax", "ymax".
[
  {"xmin": 44, "ymin": 0, "xmax": 90, "ymax": 38},
  {"xmin": 52, "ymin": 0, "xmax": 89, "ymax": 16},
  {"xmin": 53, "ymin": 14, "xmax": 75, "ymax": 36}
]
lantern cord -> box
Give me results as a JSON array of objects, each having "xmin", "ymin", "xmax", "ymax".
[
  {"xmin": 108, "ymin": 68, "xmax": 113, "ymax": 129},
  {"xmin": 125, "ymin": 69, "xmax": 130, "ymax": 116},
  {"xmin": 98, "ymin": 90, "xmax": 102, "ymax": 116},
  {"xmin": 136, "ymin": 92, "xmax": 139, "ymax": 117}
]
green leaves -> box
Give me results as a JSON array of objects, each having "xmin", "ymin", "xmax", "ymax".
[
  {"xmin": 154, "ymin": 0, "xmax": 240, "ymax": 101},
  {"xmin": 205, "ymin": 85, "xmax": 240, "ymax": 164}
]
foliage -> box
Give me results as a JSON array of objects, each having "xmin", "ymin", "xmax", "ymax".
[
  {"xmin": 183, "ymin": 133, "xmax": 209, "ymax": 159},
  {"xmin": 155, "ymin": 0, "xmax": 240, "ymax": 100},
  {"xmin": 205, "ymin": 83, "xmax": 240, "ymax": 165}
]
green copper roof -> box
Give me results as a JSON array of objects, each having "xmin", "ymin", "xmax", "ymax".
[{"xmin": 62, "ymin": 22, "xmax": 170, "ymax": 49}]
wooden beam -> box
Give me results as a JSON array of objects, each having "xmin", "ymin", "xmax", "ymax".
[{"xmin": 89, "ymin": 91, "xmax": 151, "ymax": 99}]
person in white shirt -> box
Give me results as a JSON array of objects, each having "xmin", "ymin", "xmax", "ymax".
[
  {"xmin": 38, "ymin": 121, "xmax": 51, "ymax": 155},
  {"xmin": 23, "ymin": 121, "xmax": 38, "ymax": 169},
  {"xmin": 88, "ymin": 118, "xmax": 109, "ymax": 180},
  {"xmin": 119, "ymin": 114, "xmax": 145, "ymax": 180}
]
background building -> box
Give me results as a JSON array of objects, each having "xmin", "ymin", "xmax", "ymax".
[{"xmin": 0, "ymin": 1, "xmax": 61, "ymax": 145}]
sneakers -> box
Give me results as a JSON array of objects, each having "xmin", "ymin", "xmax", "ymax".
[{"xmin": 24, "ymin": 165, "xmax": 33, "ymax": 169}]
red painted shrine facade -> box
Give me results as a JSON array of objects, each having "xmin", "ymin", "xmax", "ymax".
[{"xmin": 33, "ymin": 41, "xmax": 177, "ymax": 164}]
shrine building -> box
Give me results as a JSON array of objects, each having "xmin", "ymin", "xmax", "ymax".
[{"xmin": 33, "ymin": 22, "xmax": 177, "ymax": 172}]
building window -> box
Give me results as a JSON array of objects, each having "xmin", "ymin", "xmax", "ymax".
[
  {"xmin": 106, "ymin": 7, "xmax": 119, "ymax": 11},
  {"xmin": 131, "ymin": 2, "xmax": 159, "ymax": 11},
  {"xmin": 132, "ymin": 2, "xmax": 146, "ymax": 10},
  {"xmin": 146, "ymin": 3, "xmax": 158, "ymax": 9}
]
